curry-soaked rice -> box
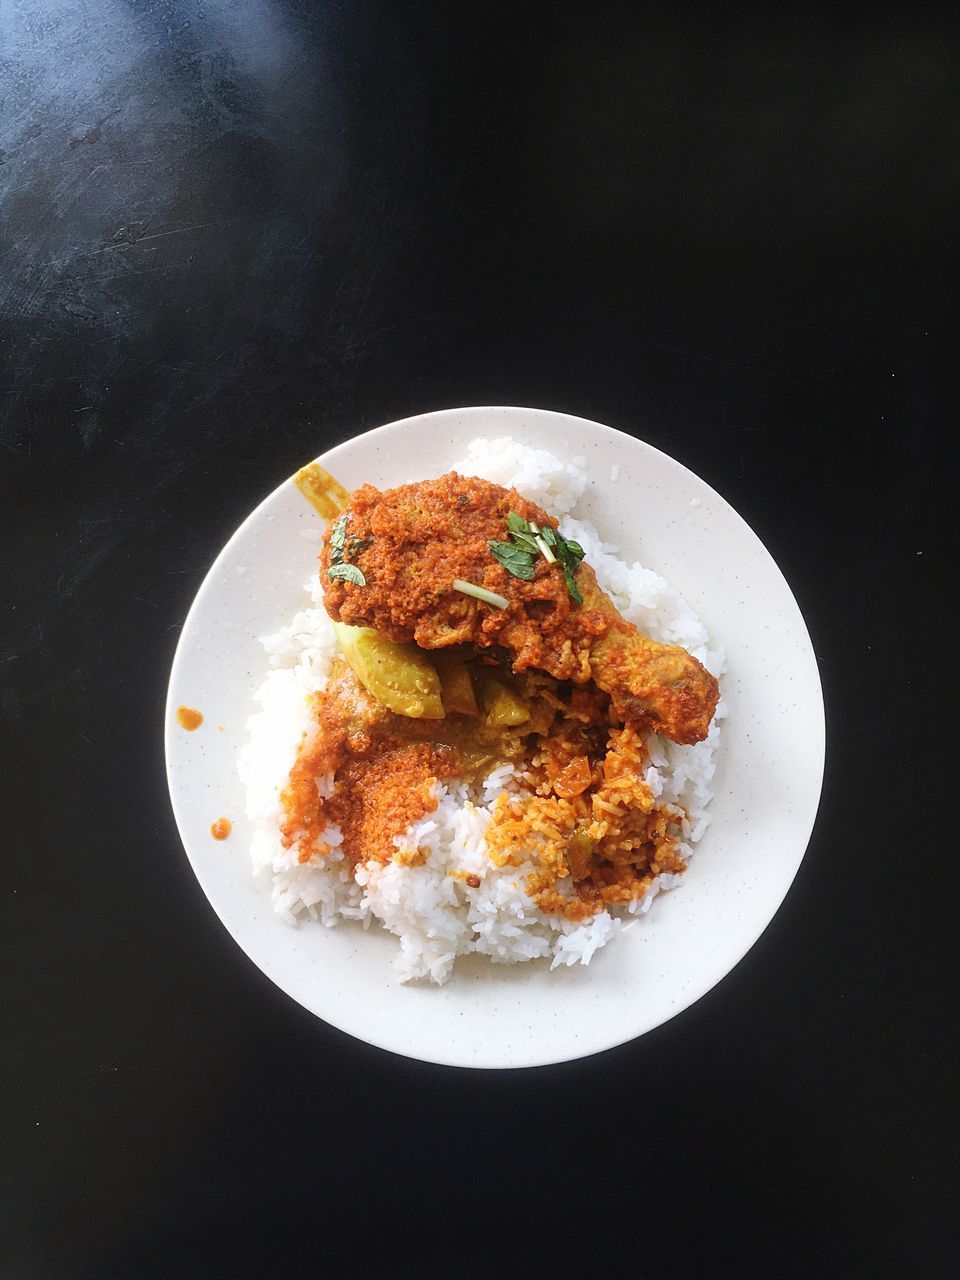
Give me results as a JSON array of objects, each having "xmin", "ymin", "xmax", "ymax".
[
  {"xmin": 281, "ymin": 661, "xmax": 687, "ymax": 922},
  {"xmin": 484, "ymin": 723, "xmax": 686, "ymax": 921}
]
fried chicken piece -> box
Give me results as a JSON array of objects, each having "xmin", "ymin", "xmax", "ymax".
[{"xmin": 320, "ymin": 473, "xmax": 719, "ymax": 744}]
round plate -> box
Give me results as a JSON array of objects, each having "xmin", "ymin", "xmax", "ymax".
[{"xmin": 165, "ymin": 407, "xmax": 824, "ymax": 1068}]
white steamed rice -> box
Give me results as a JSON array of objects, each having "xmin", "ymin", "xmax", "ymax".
[{"xmin": 238, "ymin": 438, "xmax": 726, "ymax": 984}]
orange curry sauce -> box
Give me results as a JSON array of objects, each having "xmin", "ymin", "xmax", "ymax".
[{"xmin": 279, "ymin": 657, "xmax": 686, "ymax": 922}]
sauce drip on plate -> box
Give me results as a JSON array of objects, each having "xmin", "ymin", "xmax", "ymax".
[
  {"xmin": 176, "ymin": 705, "xmax": 204, "ymax": 730},
  {"xmin": 293, "ymin": 462, "xmax": 351, "ymax": 519},
  {"xmin": 210, "ymin": 817, "xmax": 232, "ymax": 840}
]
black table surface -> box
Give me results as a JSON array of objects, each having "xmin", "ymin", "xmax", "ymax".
[{"xmin": 2, "ymin": 3, "xmax": 958, "ymax": 1277}]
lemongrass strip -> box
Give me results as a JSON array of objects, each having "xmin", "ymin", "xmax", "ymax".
[
  {"xmin": 452, "ymin": 579, "xmax": 509, "ymax": 609},
  {"xmin": 534, "ymin": 534, "xmax": 556, "ymax": 563}
]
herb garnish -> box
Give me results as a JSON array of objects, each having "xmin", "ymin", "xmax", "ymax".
[
  {"xmin": 346, "ymin": 534, "xmax": 373, "ymax": 560},
  {"xmin": 504, "ymin": 512, "xmax": 541, "ymax": 555},
  {"xmin": 327, "ymin": 512, "xmax": 368, "ymax": 586},
  {"xmin": 488, "ymin": 539, "xmax": 536, "ymax": 579},
  {"xmin": 555, "ymin": 533, "xmax": 585, "ymax": 605},
  {"xmin": 329, "ymin": 513, "xmax": 348, "ymax": 559},
  {"xmin": 490, "ymin": 511, "xmax": 585, "ymax": 602},
  {"xmin": 328, "ymin": 562, "xmax": 366, "ymax": 586},
  {"xmin": 561, "ymin": 568, "xmax": 582, "ymax": 605}
]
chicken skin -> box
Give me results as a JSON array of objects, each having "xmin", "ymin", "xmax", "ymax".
[{"xmin": 320, "ymin": 473, "xmax": 719, "ymax": 744}]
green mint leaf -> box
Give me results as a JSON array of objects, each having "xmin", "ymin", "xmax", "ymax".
[
  {"xmin": 488, "ymin": 540, "xmax": 536, "ymax": 580},
  {"xmin": 552, "ymin": 532, "xmax": 585, "ymax": 575},
  {"xmin": 345, "ymin": 534, "xmax": 373, "ymax": 562},
  {"xmin": 498, "ymin": 514, "xmax": 584, "ymax": 600},
  {"xmin": 327, "ymin": 562, "xmax": 366, "ymax": 586},
  {"xmin": 564, "ymin": 569, "xmax": 583, "ymax": 605},
  {"xmin": 329, "ymin": 513, "xmax": 348, "ymax": 565},
  {"xmin": 507, "ymin": 529, "xmax": 541, "ymax": 555}
]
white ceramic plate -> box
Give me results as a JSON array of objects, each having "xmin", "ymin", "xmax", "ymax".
[{"xmin": 165, "ymin": 407, "xmax": 824, "ymax": 1068}]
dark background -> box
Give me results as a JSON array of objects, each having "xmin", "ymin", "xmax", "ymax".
[{"xmin": 2, "ymin": 2, "xmax": 958, "ymax": 1276}]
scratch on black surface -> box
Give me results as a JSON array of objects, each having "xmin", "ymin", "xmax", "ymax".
[
  {"xmin": 61, "ymin": 259, "xmax": 195, "ymax": 286},
  {"xmin": 83, "ymin": 211, "xmax": 304, "ymax": 258},
  {"xmin": 0, "ymin": 375, "xmax": 82, "ymax": 392},
  {"xmin": 110, "ymin": 220, "xmax": 151, "ymax": 246},
  {"xmin": 652, "ymin": 341, "xmax": 805, "ymax": 387}
]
